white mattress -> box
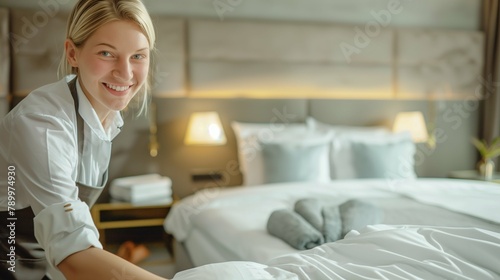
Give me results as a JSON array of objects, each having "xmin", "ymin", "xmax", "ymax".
[
  {"xmin": 165, "ymin": 178, "xmax": 500, "ymax": 266},
  {"xmin": 184, "ymin": 228, "xmax": 239, "ymax": 266}
]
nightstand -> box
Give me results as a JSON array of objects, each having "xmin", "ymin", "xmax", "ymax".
[
  {"xmin": 448, "ymin": 170, "xmax": 500, "ymax": 183},
  {"xmin": 91, "ymin": 200, "xmax": 174, "ymax": 249}
]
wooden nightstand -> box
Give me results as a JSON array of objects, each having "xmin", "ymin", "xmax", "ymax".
[
  {"xmin": 448, "ymin": 170, "xmax": 500, "ymax": 183},
  {"xmin": 91, "ymin": 201, "xmax": 173, "ymax": 249}
]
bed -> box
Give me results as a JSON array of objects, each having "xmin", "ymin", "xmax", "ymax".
[{"xmin": 163, "ymin": 119, "xmax": 500, "ymax": 279}]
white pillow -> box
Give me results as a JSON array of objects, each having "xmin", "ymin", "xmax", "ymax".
[
  {"xmin": 306, "ymin": 117, "xmax": 391, "ymax": 179},
  {"xmin": 232, "ymin": 121, "xmax": 320, "ymax": 185}
]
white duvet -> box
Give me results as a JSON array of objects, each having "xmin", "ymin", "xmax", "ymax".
[
  {"xmin": 165, "ymin": 179, "xmax": 500, "ymax": 242},
  {"xmin": 165, "ymin": 178, "xmax": 500, "ymax": 279},
  {"xmin": 172, "ymin": 225, "xmax": 500, "ymax": 280}
]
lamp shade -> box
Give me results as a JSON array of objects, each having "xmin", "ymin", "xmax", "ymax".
[
  {"xmin": 185, "ymin": 111, "xmax": 227, "ymax": 145},
  {"xmin": 393, "ymin": 111, "xmax": 429, "ymax": 143}
]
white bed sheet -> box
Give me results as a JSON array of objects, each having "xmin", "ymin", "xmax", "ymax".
[
  {"xmin": 165, "ymin": 178, "xmax": 500, "ymax": 266},
  {"xmin": 172, "ymin": 225, "xmax": 500, "ymax": 280}
]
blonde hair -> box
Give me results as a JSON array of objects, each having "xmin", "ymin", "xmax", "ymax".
[{"xmin": 59, "ymin": 0, "xmax": 156, "ymax": 116}]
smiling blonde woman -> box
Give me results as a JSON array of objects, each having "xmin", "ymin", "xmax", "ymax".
[{"xmin": 0, "ymin": 1, "xmax": 167, "ymax": 279}]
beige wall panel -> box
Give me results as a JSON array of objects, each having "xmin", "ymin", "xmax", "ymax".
[
  {"xmin": 11, "ymin": 9, "xmax": 68, "ymax": 97},
  {"xmin": 0, "ymin": 8, "xmax": 9, "ymax": 98},
  {"xmin": 189, "ymin": 61, "xmax": 393, "ymax": 98},
  {"xmin": 397, "ymin": 67, "xmax": 482, "ymax": 99},
  {"xmin": 189, "ymin": 19, "xmax": 393, "ymax": 64},
  {"xmin": 150, "ymin": 17, "xmax": 186, "ymax": 97},
  {"xmin": 396, "ymin": 29, "xmax": 484, "ymax": 99}
]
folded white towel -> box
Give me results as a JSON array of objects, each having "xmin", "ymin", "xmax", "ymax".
[{"xmin": 110, "ymin": 174, "xmax": 172, "ymax": 202}]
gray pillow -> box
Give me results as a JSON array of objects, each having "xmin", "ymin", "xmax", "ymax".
[
  {"xmin": 350, "ymin": 138, "xmax": 416, "ymax": 179},
  {"xmin": 260, "ymin": 139, "xmax": 330, "ymax": 184}
]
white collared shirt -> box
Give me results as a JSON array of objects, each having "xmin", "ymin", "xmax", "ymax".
[{"xmin": 0, "ymin": 77, "xmax": 123, "ymax": 271}]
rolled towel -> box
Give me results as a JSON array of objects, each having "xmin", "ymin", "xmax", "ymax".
[
  {"xmin": 267, "ymin": 209, "xmax": 324, "ymax": 250},
  {"xmin": 321, "ymin": 205, "xmax": 342, "ymax": 242},
  {"xmin": 295, "ymin": 198, "xmax": 342, "ymax": 243},
  {"xmin": 339, "ymin": 199, "xmax": 384, "ymax": 237},
  {"xmin": 294, "ymin": 198, "xmax": 323, "ymax": 231}
]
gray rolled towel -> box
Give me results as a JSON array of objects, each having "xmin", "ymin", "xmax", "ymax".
[
  {"xmin": 267, "ymin": 209, "xmax": 324, "ymax": 250},
  {"xmin": 339, "ymin": 199, "xmax": 384, "ymax": 237},
  {"xmin": 294, "ymin": 198, "xmax": 342, "ymax": 243},
  {"xmin": 294, "ymin": 198, "xmax": 323, "ymax": 230},
  {"xmin": 321, "ymin": 204, "xmax": 342, "ymax": 242}
]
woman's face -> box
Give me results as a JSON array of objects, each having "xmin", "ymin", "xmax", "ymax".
[{"xmin": 66, "ymin": 20, "xmax": 150, "ymax": 122}]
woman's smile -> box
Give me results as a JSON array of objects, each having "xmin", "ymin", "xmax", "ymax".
[{"xmin": 103, "ymin": 82, "xmax": 133, "ymax": 96}]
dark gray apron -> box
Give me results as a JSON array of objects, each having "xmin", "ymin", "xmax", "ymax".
[{"xmin": 0, "ymin": 77, "xmax": 108, "ymax": 279}]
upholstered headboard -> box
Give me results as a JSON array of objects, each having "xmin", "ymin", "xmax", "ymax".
[
  {"xmin": 187, "ymin": 20, "xmax": 483, "ymax": 99},
  {"xmin": 187, "ymin": 19, "xmax": 394, "ymax": 98}
]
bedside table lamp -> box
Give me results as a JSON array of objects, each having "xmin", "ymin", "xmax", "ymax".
[
  {"xmin": 393, "ymin": 111, "xmax": 429, "ymax": 143},
  {"xmin": 185, "ymin": 111, "xmax": 227, "ymax": 145},
  {"xmin": 184, "ymin": 111, "xmax": 227, "ymax": 185}
]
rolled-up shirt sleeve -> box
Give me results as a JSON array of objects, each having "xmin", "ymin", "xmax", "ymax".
[{"xmin": 34, "ymin": 200, "xmax": 102, "ymax": 266}]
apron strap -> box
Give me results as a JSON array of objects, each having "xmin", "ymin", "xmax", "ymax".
[
  {"xmin": 67, "ymin": 77, "xmax": 84, "ymax": 163},
  {"xmin": 67, "ymin": 77, "xmax": 106, "ymax": 207}
]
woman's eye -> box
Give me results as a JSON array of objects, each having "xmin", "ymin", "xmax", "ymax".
[
  {"xmin": 99, "ymin": 51, "xmax": 112, "ymax": 57},
  {"xmin": 132, "ymin": 54, "xmax": 146, "ymax": 60}
]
